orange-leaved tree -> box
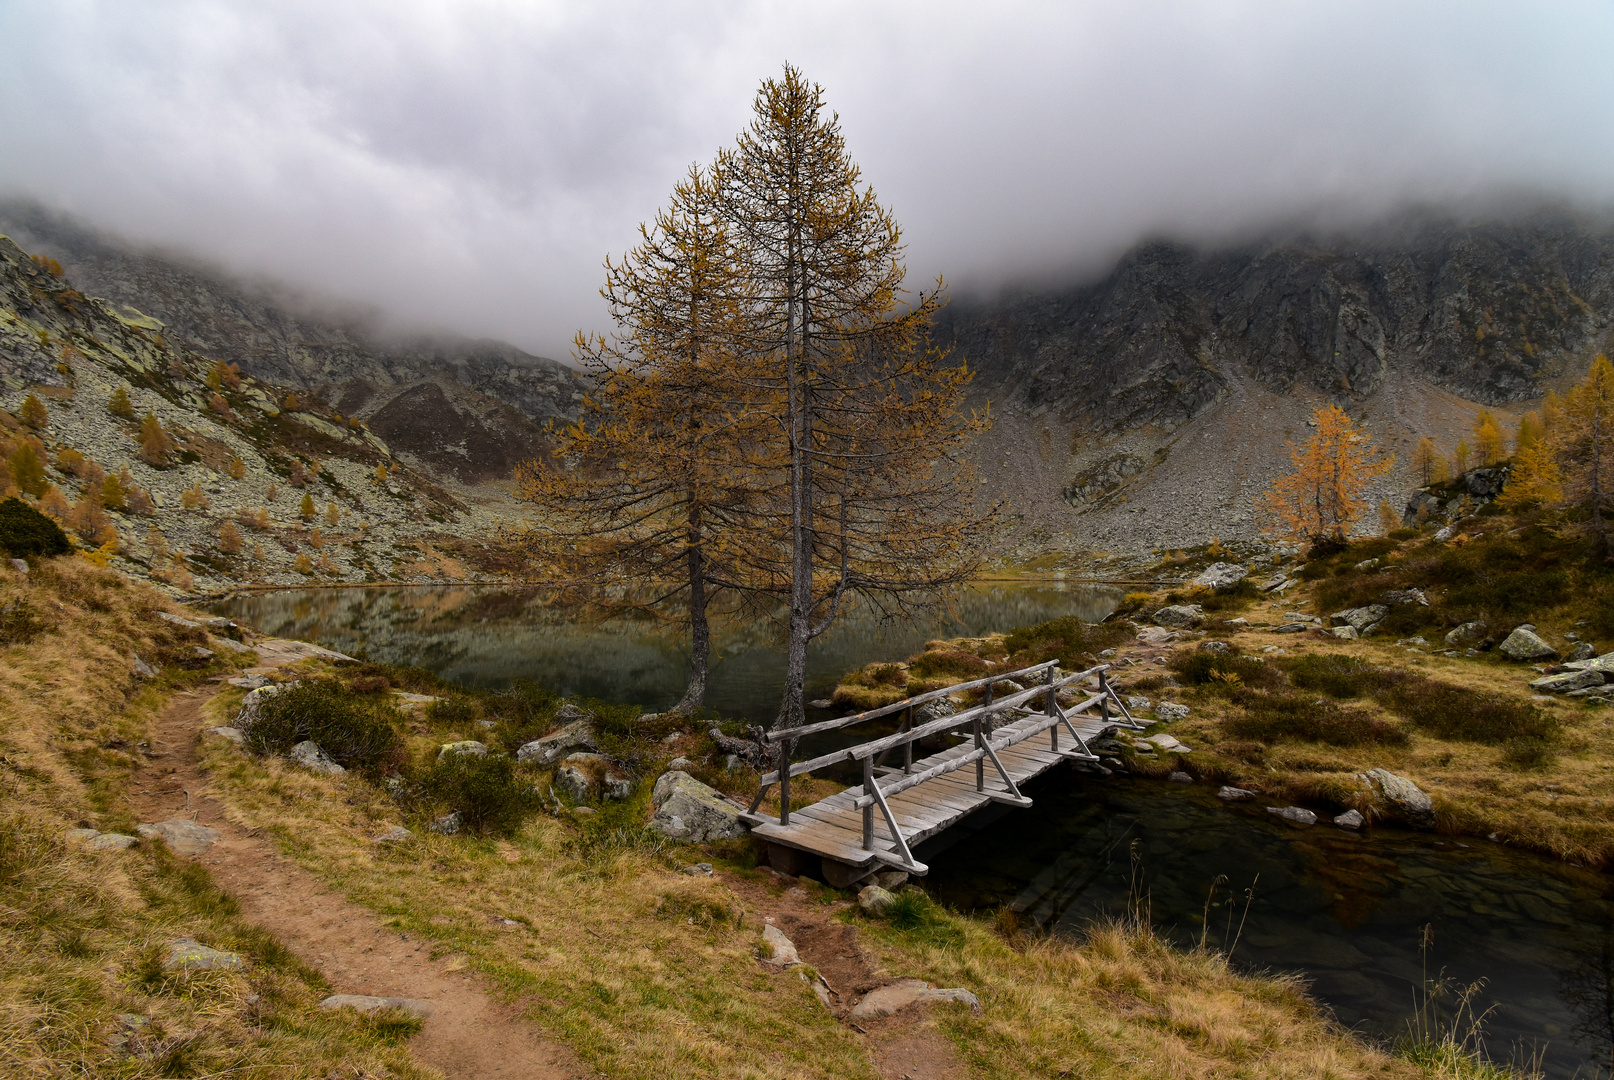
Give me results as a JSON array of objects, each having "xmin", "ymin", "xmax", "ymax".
[
  {"xmin": 1553, "ymin": 354, "xmax": 1614, "ymax": 555},
  {"xmin": 515, "ymin": 164, "xmax": 768, "ymax": 713},
  {"xmin": 1257, "ymin": 405, "xmax": 1393, "ymax": 544},
  {"xmin": 715, "ymin": 66, "xmax": 994, "ymax": 730}
]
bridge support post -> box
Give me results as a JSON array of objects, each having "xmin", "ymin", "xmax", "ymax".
[
  {"xmin": 778, "ymin": 739, "xmax": 792, "ymax": 826},
  {"xmin": 903, "ymin": 706, "xmax": 913, "ymax": 774},
  {"xmin": 1047, "ymin": 665, "xmax": 1059, "ymax": 751},
  {"xmin": 976, "ymin": 680, "xmax": 993, "ymax": 792},
  {"xmin": 862, "ymin": 758, "xmax": 875, "ymax": 850},
  {"xmin": 1099, "ymin": 670, "xmax": 1111, "ymax": 726}
]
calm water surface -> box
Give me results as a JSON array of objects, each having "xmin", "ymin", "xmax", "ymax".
[{"xmin": 211, "ymin": 582, "xmax": 1614, "ymax": 1077}]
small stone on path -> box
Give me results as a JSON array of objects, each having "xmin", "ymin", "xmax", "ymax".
[
  {"xmin": 137, "ymin": 819, "xmax": 221, "ymax": 856},
  {"xmin": 849, "ymin": 979, "xmax": 982, "ymax": 1020},
  {"xmin": 318, "ymin": 994, "xmax": 434, "ymax": 1018}
]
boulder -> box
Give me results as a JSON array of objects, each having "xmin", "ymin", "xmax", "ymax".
[
  {"xmin": 1528, "ymin": 669, "xmax": 1605, "ymax": 694},
  {"xmin": 1153, "ymin": 605, "xmax": 1203, "ymax": 628},
  {"xmin": 760, "ymin": 923, "xmax": 802, "ymax": 967},
  {"xmin": 849, "ymin": 979, "xmax": 982, "ymax": 1020},
  {"xmin": 1567, "ymin": 642, "xmax": 1599, "ymax": 662},
  {"xmin": 1363, "ymin": 769, "xmax": 1434, "ymax": 826},
  {"xmin": 1155, "ymin": 703, "xmax": 1190, "ymax": 723},
  {"xmin": 1199, "ymin": 641, "xmax": 1231, "ymax": 655},
  {"xmin": 916, "ymin": 697, "xmax": 958, "ymax": 723},
  {"xmin": 1434, "ymin": 525, "xmax": 1457, "ymax": 542},
  {"xmin": 553, "ymin": 702, "xmax": 595, "ymax": 724},
  {"xmin": 858, "ymin": 884, "xmax": 898, "ymax": 915},
  {"xmin": 428, "ymin": 811, "xmax": 464, "ymax": 835},
  {"xmin": 437, "ymin": 740, "xmax": 488, "ymax": 759},
  {"xmin": 648, "ymin": 771, "xmax": 749, "ymax": 843},
  {"xmin": 319, "ymin": 994, "xmax": 434, "ymax": 1018},
  {"xmin": 234, "ymin": 682, "xmax": 293, "ymax": 732},
  {"xmin": 554, "ymin": 765, "xmax": 595, "ymax": 803},
  {"xmin": 666, "ymin": 756, "xmax": 695, "ymax": 771},
  {"xmin": 1259, "ymin": 572, "xmax": 1289, "ymax": 592},
  {"xmin": 192, "ymin": 646, "xmax": 215, "ymax": 660},
  {"xmin": 371, "ymin": 825, "xmax": 413, "ymax": 844},
  {"xmin": 1334, "ymin": 809, "xmax": 1365, "ymax": 830},
  {"xmin": 206, "ymin": 726, "xmax": 245, "ymax": 746},
  {"xmin": 1330, "ymin": 605, "xmax": 1390, "ymax": 633},
  {"xmin": 137, "ymin": 820, "xmax": 220, "ymax": 856},
  {"xmin": 1330, "ymin": 626, "xmax": 1359, "ymax": 641},
  {"xmin": 1445, "ymin": 621, "xmax": 1487, "ymax": 647},
  {"xmin": 683, "ymin": 862, "xmax": 714, "ymax": 876},
  {"xmin": 1217, "ymin": 786, "xmax": 1257, "ymax": 801},
  {"xmin": 1499, "ymin": 628, "xmax": 1557, "ymax": 662},
  {"xmin": 874, "ymin": 870, "xmax": 909, "ymax": 890},
  {"xmin": 1564, "ymin": 652, "xmax": 1614, "ymax": 674},
  {"xmin": 164, "ymin": 938, "xmax": 244, "ymax": 972},
  {"xmin": 1193, "ymin": 562, "xmax": 1248, "ymax": 589},
  {"xmin": 1274, "ymin": 622, "xmax": 1309, "ymax": 634},
  {"xmin": 1168, "ymin": 771, "xmax": 1194, "ymax": 784},
  {"xmin": 1144, "ymin": 733, "xmax": 1185, "ymax": 751},
  {"xmin": 1267, "ymin": 806, "xmax": 1317, "ymax": 826},
  {"xmin": 290, "ymin": 741, "xmax": 345, "ymax": 775},
  {"xmin": 515, "ymin": 720, "xmax": 597, "ymax": 766},
  {"xmin": 129, "ymin": 652, "xmax": 157, "ymax": 678},
  {"xmin": 1126, "ymin": 696, "xmax": 1152, "ymax": 712},
  {"xmin": 66, "ymin": 828, "xmax": 139, "ymax": 850}
]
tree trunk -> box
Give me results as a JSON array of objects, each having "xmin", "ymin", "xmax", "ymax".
[
  {"xmin": 777, "ymin": 218, "xmax": 811, "ymax": 732},
  {"xmin": 673, "ymin": 504, "xmax": 709, "ymax": 714}
]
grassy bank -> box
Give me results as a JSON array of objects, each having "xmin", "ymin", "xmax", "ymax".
[{"xmin": 0, "ymin": 558, "xmax": 434, "ymax": 1079}]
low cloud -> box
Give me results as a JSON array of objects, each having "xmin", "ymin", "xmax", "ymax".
[{"xmin": 2, "ymin": 1, "xmax": 1611, "ymax": 357}]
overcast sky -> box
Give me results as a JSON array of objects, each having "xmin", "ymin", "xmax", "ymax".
[{"xmin": 2, "ymin": 1, "xmax": 1612, "ymax": 358}]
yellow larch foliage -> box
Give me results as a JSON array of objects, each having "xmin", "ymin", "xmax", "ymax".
[{"xmin": 1256, "ymin": 405, "xmax": 1393, "ymax": 542}]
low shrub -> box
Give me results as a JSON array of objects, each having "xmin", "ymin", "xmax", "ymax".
[
  {"xmin": 1167, "ymin": 648, "xmax": 1283, "ymax": 691},
  {"xmin": 1380, "ymin": 677, "xmax": 1557, "ymax": 746},
  {"xmin": 1223, "ymin": 691, "xmax": 1409, "ymax": 748},
  {"xmin": 244, "ymin": 681, "xmax": 404, "ymax": 774},
  {"xmin": 908, "ymin": 648, "xmax": 990, "ymax": 681},
  {"xmin": 0, "ymin": 497, "xmax": 69, "ymax": 558},
  {"xmin": 1284, "ymin": 653, "xmax": 1395, "ymax": 699},
  {"xmin": 423, "ymin": 752, "xmax": 537, "ymax": 836},
  {"xmin": 1199, "ymin": 578, "xmax": 1259, "ymax": 612},
  {"xmin": 425, "ymin": 697, "xmax": 478, "ymax": 727},
  {"xmin": 1002, "ymin": 615, "xmax": 1130, "ymax": 667}
]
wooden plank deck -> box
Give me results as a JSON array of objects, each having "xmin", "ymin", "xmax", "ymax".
[{"xmin": 749, "ymin": 704, "xmax": 1123, "ymax": 876}]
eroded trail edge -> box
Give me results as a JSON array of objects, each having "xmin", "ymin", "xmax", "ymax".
[{"xmin": 126, "ymin": 685, "xmax": 589, "ymax": 1080}]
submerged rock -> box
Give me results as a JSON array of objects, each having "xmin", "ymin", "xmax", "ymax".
[
  {"xmin": 1217, "ymin": 786, "xmax": 1257, "ymax": 801},
  {"xmin": 1267, "ymin": 806, "xmax": 1317, "ymax": 826}
]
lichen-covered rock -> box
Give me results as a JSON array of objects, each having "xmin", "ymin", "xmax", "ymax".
[
  {"xmin": 1364, "ymin": 768, "xmax": 1434, "ymax": 826},
  {"xmin": 1382, "ymin": 588, "xmax": 1430, "ymax": 606},
  {"xmin": 437, "ymin": 740, "xmax": 488, "ymax": 759},
  {"xmin": 137, "ymin": 819, "xmax": 220, "ymax": 856},
  {"xmin": 1564, "ymin": 652, "xmax": 1614, "ymax": 674},
  {"xmin": 515, "ymin": 720, "xmax": 597, "ymax": 766},
  {"xmin": 1567, "ymin": 641, "xmax": 1599, "ymax": 662},
  {"xmin": 1529, "ymin": 669, "xmax": 1605, "ymax": 693},
  {"xmin": 1330, "ymin": 626, "xmax": 1359, "ymax": 640},
  {"xmin": 234, "ymin": 683, "xmax": 286, "ymax": 731},
  {"xmin": 371, "ymin": 825, "xmax": 413, "ymax": 844},
  {"xmin": 648, "ymin": 771, "xmax": 749, "ymax": 843},
  {"xmin": 1330, "ymin": 605, "xmax": 1389, "ymax": 633},
  {"xmin": 1155, "ymin": 702, "xmax": 1190, "ymax": 722},
  {"xmin": 759, "ymin": 922, "xmax": 801, "ymax": 967},
  {"xmin": 858, "ymin": 884, "xmax": 897, "ymax": 915},
  {"xmin": 554, "ymin": 765, "xmax": 595, "ymax": 803},
  {"xmin": 289, "ymin": 741, "xmax": 345, "ymax": 775},
  {"xmin": 428, "ymin": 811, "xmax": 463, "ymax": 835},
  {"xmin": 206, "ymin": 726, "xmax": 245, "ymax": 745},
  {"xmin": 849, "ymin": 979, "xmax": 982, "ymax": 1020},
  {"xmin": 1499, "ymin": 627, "xmax": 1557, "ymax": 662},
  {"xmin": 319, "ymin": 994, "xmax": 434, "ymax": 1018},
  {"xmin": 1198, "ymin": 640, "xmax": 1230, "ymax": 654},
  {"xmin": 164, "ymin": 938, "xmax": 243, "ymax": 972},
  {"xmin": 1445, "ymin": 621, "xmax": 1487, "ymax": 647},
  {"xmin": 1153, "ymin": 604, "xmax": 1203, "ymax": 628},
  {"xmin": 1193, "ymin": 562, "xmax": 1248, "ymax": 589}
]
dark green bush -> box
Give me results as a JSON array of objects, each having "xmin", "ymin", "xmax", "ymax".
[
  {"xmin": 0, "ymin": 497, "xmax": 69, "ymax": 558},
  {"xmin": 425, "ymin": 698, "xmax": 478, "ymax": 727},
  {"xmin": 1002, "ymin": 615, "xmax": 1130, "ymax": 667},
  {"xmin": 244, "ymin": 681, "xmax": 404, "ymax": 774},
  {"xmin": 1223, "ymin": 691, "xmax": 1409, "ymax": 748},
  {"xmin": 1380, "ymin": 678, "xmax": 1557, "ymax": 746},
  {"xmin": 424, "ymin": 752, "xmax": 537, "ymax": 835},
  {"xmin": 1284, "ymin": 653, "xmax": 1396, "ymax": 699},
  {"xmin": 1167, "ymin": 648, "xmax": 1283, "ymax": 691},
  {"xmin": 1199, "ymin": 578, "xmax": 1259, "ymax": 612}
]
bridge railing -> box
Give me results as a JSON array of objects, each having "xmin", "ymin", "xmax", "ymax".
[{"xmin": 748, "ymin": 659, "xmax": 1146, "ymax": 862}]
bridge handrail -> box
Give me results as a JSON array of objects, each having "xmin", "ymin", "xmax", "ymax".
[
  {"xmin": 762, "ymin": 660, "xmax": 1060, "ymax": 745},
  {"xmin": 758, "ymin": 663, "xmax": 1108, "ymax": 787}
]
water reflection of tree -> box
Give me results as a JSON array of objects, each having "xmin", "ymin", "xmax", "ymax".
[{"xmin": 1559, "ymin": 898, "xmax": 1614, "ymax": 1075}]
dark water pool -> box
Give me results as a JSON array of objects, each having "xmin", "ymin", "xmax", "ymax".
[
  {"xmin": 922, "ymin": 771, "xmax": 1614, "ymax": 1078},
  {"xmin": 208, "ymin": 580, "xmax": 1123, "ymax": 724}
]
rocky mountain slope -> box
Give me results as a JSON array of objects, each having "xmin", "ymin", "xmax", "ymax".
[
  {"xmin": 0, "ymin": 202, "xmax": 583, "ymax": 483},
  {"xmin": 0, "ymin": 233, "xmax": 521, "ymax": 593},
  {"xmin": 936, "ymin": 212, "xmax": 1614, "ymax": 563}
]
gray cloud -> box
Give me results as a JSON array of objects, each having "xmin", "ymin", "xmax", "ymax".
[{"xmin": 1, "ymin": 1, "xmax": 1611, "ymax": 357}]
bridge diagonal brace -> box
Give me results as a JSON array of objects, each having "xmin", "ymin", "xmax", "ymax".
[
  {"xmin": 864, "ymin": 772, "xmax": 919, "ymax": 870},
  {"xmin": 1053, "ymin": 707, "xmax": 1100, "ymax": 760},
  {"xmin": 979, "ymin": 737, "xmax": 1026, "ymax": 802},
  {"xmin": 1106, "ymin": 684, "xmax": 1147, "ymax": 730}
]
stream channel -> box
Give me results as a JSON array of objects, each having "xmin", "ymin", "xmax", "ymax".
[{"xmin": 211, "ymin": 582, "xmax": 1614, "ymax": 1077}]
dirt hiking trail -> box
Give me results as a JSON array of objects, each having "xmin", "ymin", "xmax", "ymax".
[{"xmin": 126, "ymin": 682, "xmax": 590, "ymax": 1080}]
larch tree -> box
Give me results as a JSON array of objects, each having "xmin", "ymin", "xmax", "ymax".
[
  {"xmin": 1498, "ymin": 440, "xmax": 1562, "ymax": 513},
  {"xmin": 1412, "ymin": 437, "xmax": 1448, "ymax": 485},
  {"xmin": 1553, "ymin": 354, "xmax": 1614, "ymax": 556},
  {"xmin": 516, "ymin": 164, "xmax": 766, "ymax": 712},
  {"xmin": 1473, "ymin": 411, "xmax": 1505, "ymax": 466},
  {"xmin": 1376, "ymin": 498, "xmax": 1399, "ymax": 534},
  {"xmin": 1453, "ymin": 439, "xmax": 1472, "ymax": 475},
  {"xmin": 1515, "ymin": 410, "xmax": 1543, "ymax": 453},
  {"xmin": 1256, "ymin": 405, "xmax": 1393, "ymax": 544},
  {"xmin": 715, "ymin": 65, "xmax": 993, "ymax": 730}
]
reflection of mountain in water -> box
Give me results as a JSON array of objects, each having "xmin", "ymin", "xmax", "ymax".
[{"xmin": 211, "ymin": 581, "xmax": 1123, "ymax": 723}]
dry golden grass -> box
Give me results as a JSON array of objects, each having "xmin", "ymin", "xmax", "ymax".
[
  {"xmin": 0, "ymin": 557, "xmax": 436, "ymax": 1079},
  {"xmin": 196, "ymin": 674, "xmax": 1431, "ymax": 1080}
]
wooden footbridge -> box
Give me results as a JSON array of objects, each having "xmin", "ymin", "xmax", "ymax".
[{"xmin": 743, "ymin": 662, "xmax": 1147, "ymax": 885}]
